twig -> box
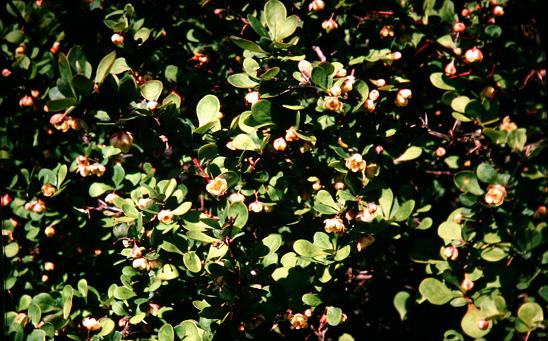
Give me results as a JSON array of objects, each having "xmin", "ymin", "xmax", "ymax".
[{"xmin": 312, "ymin": 46, "xmax": 326, "ymax": 62}]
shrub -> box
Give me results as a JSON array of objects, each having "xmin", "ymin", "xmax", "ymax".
[{"xmin": 1, "ymin": 0, "xmax": 546, "ymax": 340}]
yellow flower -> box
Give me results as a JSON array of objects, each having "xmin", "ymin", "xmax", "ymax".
[
  {"xmin": 324, "ymin": 217, "xmax": 345, "ymax": 234},
  {"xmin": 289, "ymin": 313, "xmax": 308, "ymax": 329},
  {"xmin": 206, "ymin": 177, "xmax": 228, "ymax": 196},
  {"xmin": 484, "ymin": 184, "xmax": 507, "ymax": 206},
  {"xmin": 345, "ymin": 153, "xmax": 366, "ymax": 172}
]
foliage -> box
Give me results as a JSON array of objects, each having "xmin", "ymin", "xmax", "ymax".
[{"xmin": 1, "ymin": 0, "xmax": 546, "ymax": 340}]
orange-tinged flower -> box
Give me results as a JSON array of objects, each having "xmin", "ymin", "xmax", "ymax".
[
  {"xmin": 158, "ymin": 210, "xmax": 174, "ymax": 224},
  {"xmin": 499, "ymin": 116, "xmax": 517, "ymax": 132},
  {"xmin": 111, "ymin": 33, "xmax": 124, "ymax": 45},
  {"xmin": 345, "ymin": 153, "xmax": 366, "ymax": 172},
  {"xmin": 245, "ymin": 91, "xmax": 260, "ymax": 105},
  {"xmin": 484, "ymin": 184, "xmax": 507, "ymax": 206},
  {"xmin": 308, "ymin": 0, "xmax": 325, "ymax": 11},
  {"xmin": 41, "ymin": 183, "xmax": 56, "ymax": 197},
  {"xmin": 206, "ymin": 177, "xmax": 228, "ymax": 196},
  {"xmin": 110, "ymin": 131, "xmax": 134, "ymax": 152},
  {"xmin": 464, "ymin": 47, "xmax": 483, "ymax": 63},
  {"xmin": 322, "ymin": 96, "xmax": 343, "ymax": 111},
  {"xmin": 82, "ymin": 317, "xmax": 101, "ymax": 331},
  {"xmin": 228, "ymin": 192, "xmax": 246, "ymax": 204},
  {"xmin": 249, "ymin": 200, "xmax": 264, "ymax": 213},
  {"xmin": 285, "ymin": 127, "xmax": 300, "ymax": 142},
  {"xmin": 322, "ymin": 18, "xmax": 338, "ymax": 32},
  {"xmin": 289, "ymin": 313, "xmax": 308, "ymax": 329},
  {"xmin": 273, "ymin": 137, "xmax": 287, "ymax": 151},
  {"xmin": 444, "ymin": 60, "xmax": 457, "ymax": 76},
  {"xmin": 324, "ymin": 217, "xmax": 345, "ymax": 234}
]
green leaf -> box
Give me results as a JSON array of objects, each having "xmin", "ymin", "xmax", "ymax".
[
  {"xmin": 451, "ymin": 96, "xmax": 471, "ymax": 113},
  {"xmin": 94, "ymin": 51, "xmax": 117, "ymax": 84},
  {"xmin": 261, "ymin": 67, "xmax": 280, "ymax": 80},
  {"xmin": 110, "ymin": 57, "xmax": 131, "ymax": 75},
  {"xmin": 187, "ymin": 231, "xmax": 219, "ymax": 244},
  {"xmin": 264, "ymin": 0, "xmax": 286, "ymax": 39},
  {"xmin": 393, "ymin": 291, "xmax": 411, "ymax": 320},
  {"xmin": 196, "ymin": 94, "xmax": 221, "ymax": 131},
  {"xmin": 4, "ymin": 242, "xmax": 19, "ymax": 258},
  {"xmin": 140, "ymin": 80, "xmax": 163, "ymax": 101},
  {"xmin": 293, "ymin": 239, "xmax": 328, "ymax": 257},
  {"xmin": 226, "ymin": 202, "xmax": 248, "ymax": 228},
  {"xmin": 352, "ymin": 80, "xmax": 369, "ymax": 112},
  {"xmin": 174, "ymin": 320, "xmax": 201, "ymax": 340},
  {"xmin": 112, "ymin": 164, "xmax": 125, "ymax": 187},
  {"xmin": 158, "ymin": 324, "xmax": 175, "ymax": 341},
  {"xmin": 62, "ymin": 285, "xmax": 73, "ymax": 319},
  {"xmin": 313, "ymin": 190, "xmax": 339, "ymax": 215},
  {"xmin": 419, "ymin": 278, "xmax": 459, "ymax": 305},
  {"xmin": 230, "ymin": 36, "xmax": 268, "ymax": 54},
  {"xmin": 134, "ymin": 27, "xmax": 151, "ymax": 45},
  {"xmin": 158, "ymin": 264, "xmax": 179, "ymax": 280},
  {"xmin": 28, "ymin": 303, "xmax": 41, "ymax": 327},
  {"xmin": 89, "ymin": 182, "xmax": 114, "ymax": 197},
  {"xmin": 26, "ymin": 330, "xmax": 46, "ymax": 341},
  {"xmin": 516, "ymin": 302, "xmax": 544, "ymax": 332},
  {"xmin": 275, "ymin": 15, "xmax": 299, "ymax": 41},
  {"xmin": 46, "ymin": 98, "xmax": 78, "ymax": 112},
  {"xmin": 461, "ymin": 309, "xmax": 491, "ymax": 338},
  {"xmin": 394, "ymin": 200, "xmax": 415, "ymax": 221},
  {"xmin": 227, "ymin": 73, "xmax": 259, "ymax": 88},
  {"xmin": 172, "ymin": 202, "xmax": 192, "ymax": 216},
  {"xmin": 232, "ymin": 134, "xmax": 259, "ymax": 151},
  {"xmin": 302, "ymin": 293, "xmax": 323, "ymax": 307},
  {"xmin": 183, "ymin": 252, "xmax": 202, "ymax": 273},
  {"xmin": 430, "ymin": 72, "xmax": 456, "ymax": 91},
  {"xmin": 113, "ymin": 286, "xmax": 136, "ymax": 300},
  {"xmin": 394, "ymin": 146, "xmax": 422, "ymax": 163},
  {"xmin": 5, "ymin": 30, "xmax": 24, "ymax": 44},
  {"xmin": 129, "ymin": 312, "xmax": 146, "ymax": 325},
  {"xmin": 78, "ymin": 279, "xmax": 88, "ymax": 299},
  {"xmin": 454, "ymin": 171, "xmax": 484, "ymax": 195},
  {"xmin": 326, "ymin": 306, "xmax": 343, "ymax": 326},
  {"xmin": 476, "ymin": 163, "xmax": 498, "ymax": 183},
  {"xmin": 162, "ymin": 92, "xmax": 182, "ymax": 108},
  {"xmin": 438, "ymin": 221, "xmax": 462, "ymax": 243},
  {"xmin": 507, "ymin": 128, "xmax": 527, "ymax": 151},
  {"xmin": 262, "ymin": 234, "xmax": 282, "ymax": 255},
  {"xmin": 97, "ymin": 318, "xmax": 115, "ymax": 337},
  {"xmin": 480, "ymin": 246, "xmax": 508, "ymax": 262},
  {"xmin": 311, "ymin": 65, "xmax": 329, "ymax": 89},
  {"xmin": 165, "ymin": 65, "xmax": 178, "ymax": 82},
  {"xmin": 379, "ymin": 188, "xmax": 394, "ymax": 219}
]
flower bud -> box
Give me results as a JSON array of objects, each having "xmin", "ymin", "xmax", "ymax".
[
  {"xmin": 31, "ymin": 89, "xmax": 40, "ymax": 98},
  {"xmin": 312, "ymin": 181, "xmax": 321, "ymax": 191},
  {"xmin": 322, "ymin": 18, "xmax": 338, "ymax": 32},
  {"xmin": 463, "ymin": 47, "xmax": 483, "ymax": 64},
  {"xmin": 334, "ymin": 182, "xmax": 345, "ymax": 190},
  {"xmin": 148, "ymin": 302, "xmax": 160, "ymax": 316},
  {"xmin": 249, "ymin": 200, "xmax": 264, "ymax": 213},
  {"xmin": 308, "ymin": 0, "xmax": 325, "ymax": 11},
  {"xmin": 380, "ymin": 25, "xmax": 395, "ymax": 38},
  {"xmin": 50, "ymin": 41, "xmax": 60, "ymax": 54},
  {"xmin": 493, "ymin": 6, "xmax": 504, "ymax": 16},
  {"xmin": 105, "ymin": 193, "xmax": 119, "ymax": 204},
  {"xmin": 335, "ymin": 68, "xmax": 347, "ymax": 78},
  {"xmin": 49, "ymin": 113, "xmax": 66, "ymax": 125},
  {"xmin": 110, "ymin": 131, "xmax": 134, "ymax": 152},
  {"xmin": 44, "ymin": 226, "xmax": 56, "ymax": 237},
  {"xmin": 1, "ymin": 194, "xmax": 12, "ymax": 206},
  {"xmin": 435, "ymin": 147, "xmax": 446, "ymax": 158},
  {"xmin": 15, "ymin": 45, "xmax": 26, "ymax": 55},
  {"xmin": 341, "ymin": 76, "xmax": 355, "ymax": 93},
  {"xmin": 15, "ymin": 312, "xmax": 28, "ymax": 326},
  {"xmin": 371, "ymin": 79, "xmax": 386, "ymax": 87},
  {"xmin": 44, "ymin": 261, "xmax": 55, "ymax": 271},
  {"xmin": 2, "ymin": 68, "xmax": 11, "ymax": 77},
  {"xmin": 443, "ymin": 246, "xmax": 459, "ymax": 260},
  {"xmin": 398, "ymin": 89, "xmax": 412, "ymax": 99},
  {"xmin": 111, "ymin": 33, "xmax": 124, "ymax": 45},
  {"xmin": 19, "ymin": 95, "xmax": 34, "ymax": 107},
  {"xmin": 390, "ymin": 51, "xmax": 402, "ymax": 60},
  {"xmin": 444, "ymin": 60, "xmax": 457, "ymax": 76},
  {"xmin": 461, "ymin": 277, "xmax": 474, "ymax": 291},
  {"xmin": 394, "ymin": 95, "xmax": 408, "ymax": 107},
  {"xmin": 375, "ymin": 145, "xmax": 384, "ymax": 154},
  {"xmin": 228, "ymin": 192, "xmax": 246, "ymax": 204},
  {"xmin": 364, "ymin": 99, "xmax": 376, "ymax": 112},
  {"xmin": 369, "ymin": 89, "xmax": 380, "ymax": 101},
  {"xmin": 453, "ymin": 22, "xmax": 466, "ymax": 33},
  {"xmin": 273, "ymin": 137, "xmax": 287, "ymax": 152}
]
